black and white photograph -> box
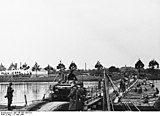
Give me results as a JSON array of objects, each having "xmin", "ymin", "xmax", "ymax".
[{"xmin": 0, "ymin": 0, "xmax": 159, "ymax": 113}]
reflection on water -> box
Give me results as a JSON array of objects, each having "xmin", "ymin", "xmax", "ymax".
[
  {"xmin": 0, "ymin": 82, "xmax": 52, "ymax": 106},
  {"xmin": 0, "ymin": 81, "xmax": 99, "ymax": 106}
]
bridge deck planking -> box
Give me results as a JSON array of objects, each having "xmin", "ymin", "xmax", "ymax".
[{"xmin": 117, "ymin": 79, "xmax": 159, "ymax": 108}]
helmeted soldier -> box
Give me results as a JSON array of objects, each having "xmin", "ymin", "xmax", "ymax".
[
  {"xmin": 5, "ymin": 82, "xmax": 14, "ymax": 110},
  {"xmin": 57, "ymin": 61, "xmax": 67, "ymax": 83},
  {"xmin": 68, "ymin": 70, "xmax": 77, "ymax": 81},
  {"xmin": 68, "ymin": 62, "xmax": 78, "ymax": 81},
  {"xmin": 68, "ymin": 82, "xmax": 78, "ymax": 111},
  {"xmin": 76, "ymin": 82, "xmax": 86, "ymax": 111},
  {"xmin": 120, "ymin": 79, "xmax": 125, "ymax": 92}
]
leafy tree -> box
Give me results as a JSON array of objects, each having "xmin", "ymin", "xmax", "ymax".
[
  {"xmin": 135, "ymin": 59, "xmax": 144, "ymax": 69},
  {"xmin": 121, "ymin": 67, "xmax": 138, "ymax": 76},
  {"xmin": 108, "ymin": 66, "xmax": 120, "ymax": 73},
  {"xmin": 20, "ymin": 63, "xmax": 30, "ymax": 70},
  {"xmin": 135, "ymin": 59, "xmax": 145, "ymax": 75},
  {"xmin": 8, "ymin": 63, "xmax": 17, "ymax": 70},
  {"xmin": 149, "ymin": 59, "xmax": 159, "ymax": 69},
  {"xmin": 44, "ymin": 64, "xmax": 55, "ymax": 76},
  {"xmin": 147, "ymin": 59, "xmax": 159, "ymax": 78},
  {"xmin": 0, "ymin": 63, "xmax": 6, "ymax": 71},
  {"xmin": 32, "ymin": 62, "xmax": 41, "ymax": 77}
]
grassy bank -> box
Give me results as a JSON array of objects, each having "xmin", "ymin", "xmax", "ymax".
[
  {"xmin": 1, "ymin": 73, "xmax": 159, "ymax": 83},
  {"xmin": 0, "ymin": 75, "xmax": 104, "ymax": 82},
  {"xmin": 0, "ymin": 76, "xmax": 55, "ymax": 82}
]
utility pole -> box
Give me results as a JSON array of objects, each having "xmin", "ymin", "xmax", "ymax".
[{"xmin": 85, "ymin": 62, "xmax": 87, "ymax": 71}]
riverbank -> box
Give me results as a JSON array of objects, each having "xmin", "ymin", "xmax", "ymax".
[
  {"xmin": 0, "ymin": 75, "xmax": 103, "ymax": 82},
  {"xmin": 0, "ymin": 73, "xmax": 159, "ymax": 83}
]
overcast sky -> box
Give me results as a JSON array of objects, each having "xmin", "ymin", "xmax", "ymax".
[{"xmin": 0, "ymin": 0, "xmax": 159, "ymax": 69}]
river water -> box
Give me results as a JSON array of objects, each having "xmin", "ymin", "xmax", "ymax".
[{"xmin": 0, "ymin": 81, "xmax": 99, "ymax": 106}]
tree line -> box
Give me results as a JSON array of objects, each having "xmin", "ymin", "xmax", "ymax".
[{"xmin": 0, "ymin": 59, "xmax": 159, "ymax": 78}]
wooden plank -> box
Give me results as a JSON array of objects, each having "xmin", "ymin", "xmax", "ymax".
[
  {"xmin": 37, "ymin": 102, "xmax": 69, "ymax": 111},
  {"xmin": 20, "ymin": 101, "xmax": 48, "ymax": 111},
  {"xmin": 85, "ymin": 97, "xmax": 102, "ymax": 106}
]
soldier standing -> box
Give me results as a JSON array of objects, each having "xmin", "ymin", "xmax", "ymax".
[
  {"xmin": 5, "ymin": 83, "xmax": 14, "ymax": 110},
  {"xmin": 68, "ymin": 62, "xmax": 78, "ymax": 81},
  {"xmin": 68, "ymin": 82, "xmax": 77, "ymax": 111},
  {"xmin": 120, "ymin": 79, "xmax": 125, "ymax": 92},
  {"xmin": 68, "ymin": 70, "xmax": 77, "ymax": 81},
  {"xmin": 76, "ymin": 82, "xmax": 86, "ymax": 111}
]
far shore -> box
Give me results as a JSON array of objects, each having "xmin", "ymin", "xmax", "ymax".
[
  {"xmin": 0, "ymin": 74, "xmax": 160, "ymax": 83},
  {"xmin": 0, "ymin": 75, "xmax": 103, "ymax": 83}
]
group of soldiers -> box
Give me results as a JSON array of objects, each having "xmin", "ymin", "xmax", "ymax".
[
  {"xmin": 65, "ymin": 70, "xmax": 87, "ymax": 111},
  {"xmin": 57, "ymin": 62, "xmax": 87, "ymax": 111},
  {"xmin": 68, "ymin": 81, "xmax": 86, "ymax": 111}
]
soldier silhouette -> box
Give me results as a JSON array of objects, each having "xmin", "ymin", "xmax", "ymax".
[{"xmin": 5, "ymin": 83, "xmax": 14, "ymax": 110}]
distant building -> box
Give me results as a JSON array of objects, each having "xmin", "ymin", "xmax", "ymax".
[
  {"xmin": 0, "ymin": 69, "xmax": 32, "ymax": 77},
  {"xmin": 31, "ymin": 68, "xmax": 48, "ymax": 75}
]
